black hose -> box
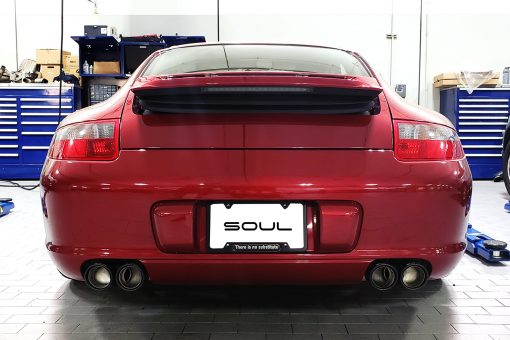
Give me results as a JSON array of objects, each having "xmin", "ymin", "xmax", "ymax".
[
  {"xmin": 0, "ymin": 2, "xmax": 62, "ymax": 192},
  {"xmin": 0, "ymin": 180, "xmax": 39, "ymax": 191},
  {"xmin": 58, "ymin": 0, "xmax": 64, "ymax": 123}
]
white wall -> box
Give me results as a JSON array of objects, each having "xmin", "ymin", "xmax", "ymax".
[
  {"xmin": 421, "ymin": 0, "xmax": 510, "ymax": 111},
  {"xmin": 0, "ymin": 0, "xmax": 17, "ymax": 71},
  {"xmin": 391, "ymin": 0, "xmax": 421, "ymax": 104},
  {"xmin": 219, "ymin": 0, "xmax": 394, "ymax": 81},
  {"xmin": 2, "ymin": 0, "xmax": 510, "ymax": 111},
  {"xmin": 5, "ymin": 0, "xmax": 217, "ymax": 69}
]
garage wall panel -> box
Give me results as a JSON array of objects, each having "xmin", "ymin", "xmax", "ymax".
[
  {"xmin": 219, "ymin": 0, "xmax": 393, "ymax": 85},
  {"xmin": 219, "ymin": 0, "xmax": 423, "ymax": 104},
  {"xmin": 422, "ymin": 0, "xmax": 510, "ymax": 111},
  {"xmin": 0, "ymin": 0, "xmax": 17, "ymax": 71},
  {"xmin": 12, "ymin": 0, "xmax": 217, "ymax": 63},
  {"xmin": 390, "ymin": 0, "xmax": 421, "ymax": 104}
]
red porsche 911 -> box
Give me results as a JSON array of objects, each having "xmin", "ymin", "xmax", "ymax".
[{"xmin": 41, "ymin": 43, "xmax": 472, "ymax": 292}]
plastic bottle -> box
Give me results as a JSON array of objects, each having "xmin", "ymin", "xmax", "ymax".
[
  {"xmin": 89, "ymin": 65, "xmax": 94, "ymax": 74},
  {"xmin": 83, "ymin": 60, "xmax": 89, "ymax": 74},
  {"xmin": 503, "ymin": 67, "xmax": 510, "ymax": 85}
]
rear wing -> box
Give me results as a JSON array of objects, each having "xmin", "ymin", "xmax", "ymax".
[{"xmin": 131, "ymin": 73, "xmax": 383, "ymax": 115}]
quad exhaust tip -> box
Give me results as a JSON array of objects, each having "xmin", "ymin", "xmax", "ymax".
[
  {"xmin": 400, "ymin": 263, "xmax": 429, "ymax": 290},
  {"xmin": 367, "ymin": 263, "xmax": 398, "ymax": 291},
  {"xmin": 116, "ymin": 263, "xmax": 145, "ymax": 292},
  {"xmin": 84, "ymin": 263, "xmax": 112, "ymax": 291},
  {"xmin": 367, "ymin": 261, "xmax": 430, "ymax": 291}
]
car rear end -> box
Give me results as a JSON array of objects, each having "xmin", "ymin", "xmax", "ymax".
[{"xmin": 41, "ymin": 43, "xmax": 472, "ymax": 291}]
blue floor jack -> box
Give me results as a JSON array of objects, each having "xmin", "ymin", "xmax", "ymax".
[
  {"xmin": 466, "ymin": 224, "xmax": 510, "ymax": 262},
  {"xmin": 0, "ymin": 198, "xmax": 14, "ymax": 217}
]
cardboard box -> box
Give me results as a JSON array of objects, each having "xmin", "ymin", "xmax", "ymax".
[
  {"xmin": 36, "ymin": 49, "xmax": 70, "ymax": 65},
  {"xmin": 64, "ymin": 67, "xmax": 81, "ymax": 86},
  {"xmin": 40, "ymin": 65, "xmax": 61, "ymax": 82},
  {"xmin": 64, "ymin": 55, "xmax": 79, "ymax": 68},
  {"xmin": 434, "ymin": 72, "xmax": 500, "ymax": 82},
  {"xmin": 93, "ymin": 61, "xmax": 120, "ymax": 74},
  {"xmin": 64, "ymin": 66, "xmax": 80, "ymax": 78},
  {"xmin": 433, "ymin": 78, "xmax": 499, "ymax": 88},
  {"xmin": 433, "ymin": 72, "xmax": 500, "ymax": 88},
  {"xmin": 433, "ymin": 73, "xmax": 452, "ymax": 83}
]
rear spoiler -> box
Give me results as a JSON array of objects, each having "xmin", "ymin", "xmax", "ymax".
[{"xmin": 131, "ymin": 75, "xmax": 383, "ymax": 115}]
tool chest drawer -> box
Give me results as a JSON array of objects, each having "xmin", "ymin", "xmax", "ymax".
[
  {"xmin": 440, "ymin": 87, "xmax": 510, "ymax": 179},
  {"xmin": 0, "ymin": 84, "xmax": 80, "ymax": 179}
]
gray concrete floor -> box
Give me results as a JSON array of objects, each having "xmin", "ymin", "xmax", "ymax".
[{"xmin": 0, "ymin": 180, "xmax": 509, "ymax": 340}]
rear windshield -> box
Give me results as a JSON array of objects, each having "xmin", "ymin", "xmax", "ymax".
[{"xmin": 142, "ymin": 44, "xmax": 371, "ymax": 77}]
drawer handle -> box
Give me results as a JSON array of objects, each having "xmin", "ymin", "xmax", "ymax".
[
  {"xmin": 459, "ymin": 122, "xmax": 508, "ymax": 126},
  {"xmin": 462, "ymin": 145, "xmax": 502, "ymax": 149},
  {"xmin": 21, "ymin": 122, "xmax": 58, "ymax": 125},
  {"xmin": 460, "ymin": 136, "xmax": 501, "ymax": 140},
  {"xmin": 22, "ymin": 146, "xmax": 50, "ymax": 150},
  {"xmin": 459, "ymin": 99, "xmax": 509, "ymax": 102},
  {"xmin": 459, "ymin": 129, "xmax": 505, "ymax": 133},
  {"xmin": 21, "ymin": 113, "xmax": 70, "ymax": 117},
  {"xmin": 20, "ymin": 105, "xmax": 72, "ymax": 109},
  {"xmin": 465, "ymin": 153, "xmax": 502, "ymax": 157},
  {"xmin": 459, "ymin": 110, "xmax": 508, "ymax": 114},
  {"xmin": 459, "ymin": 116, "xmax": 508, "ymax": 120},
  {"xmin": 20, "ymin": 98, "xmax": 72, "ymax": 102},
  {"xmin": 459, "ymin": 104, "xmax": 508, "ymax": 108},
  {"xmin": 21, "ymin": 132, "xmax": 54, "ymax": 135}
]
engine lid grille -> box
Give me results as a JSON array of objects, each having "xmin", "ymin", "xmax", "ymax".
[{"xmin": 131, "ymin": 86, "xmax": 382, "ymax": 115}]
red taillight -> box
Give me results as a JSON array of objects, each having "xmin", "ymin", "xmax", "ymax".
[
  {"xmin": 49, "ymin": 121, "xmax": 119, "ymax": 161},
  {"xmin": 393, "ymin": 120, "xmax": 464, "ymax": 161}
]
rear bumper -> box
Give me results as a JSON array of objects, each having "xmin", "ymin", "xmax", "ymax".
[
  {"xmin": 41, "ymin": 149, "xmax": 472, "ymax": 284},
  {"xmin": 47, "ymin": 243, "xmax": 465, "ymax": 284}
]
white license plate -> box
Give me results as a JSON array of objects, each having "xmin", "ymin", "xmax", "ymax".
[{"xmin": 209, "ymin": 203, "xmax": 305, "ymax": 252}]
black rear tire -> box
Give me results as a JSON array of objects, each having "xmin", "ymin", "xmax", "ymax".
[{"xmin": 504, "ymin": 142, "xmax": 510, "ymax": 196}]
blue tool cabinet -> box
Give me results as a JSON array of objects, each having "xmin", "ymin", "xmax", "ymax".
[
  {"xmin": 0, "ymin": 84, "xmax": 80, "ymax": 179},
  {"xmin": 440, "ymin": 87, "xmax": 510, "ymax": 179}
]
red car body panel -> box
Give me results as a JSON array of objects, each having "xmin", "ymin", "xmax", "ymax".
[{"xmin": 41, "ymin": 43, "xmax": 472, "ymax": 286}]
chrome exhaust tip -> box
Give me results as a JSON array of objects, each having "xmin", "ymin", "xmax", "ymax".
[
  {"xmin": 401, "ymin": 263, "xmax": 429, "ymax": 290},
  {"xmin": 84, "ymin": 263, "xmax": 112, "ymax": 291},
  {"xmin": 367, "ymin": 263, "xmax": 398, "ymax": 290},
  {"xmin": 116, "ymin": 263, "xmax": 145, "ymax": 292}
]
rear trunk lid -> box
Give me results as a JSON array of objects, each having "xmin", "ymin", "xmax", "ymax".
[{"xmin": 120, "ymin": 72, "xmax": 393, "ymax": 149}]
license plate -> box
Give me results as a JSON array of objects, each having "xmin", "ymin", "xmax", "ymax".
[{"xmin": 209, "ymin": 203, "xmax": 306, "ymax": 252}]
